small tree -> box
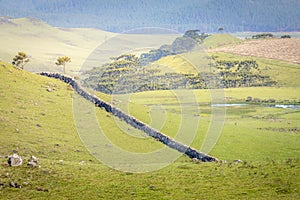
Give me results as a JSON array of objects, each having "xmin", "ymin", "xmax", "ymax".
[
  {"xmin": 218, "ymin": 27, "xmax": 224, "ymax": 33},
  {"xmin": 281, "ymin": 35, "xmax": 291, "ymax": 38},
  {"xmin": 55, "ymin": 56, "xmax": 71, "ymax": 74},
  {"xmin": 12, "ymin": 52, "xmax": 30, "ymax": 69}
]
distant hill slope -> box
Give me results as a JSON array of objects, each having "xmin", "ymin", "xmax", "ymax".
[
  {"xmin": 150, "ymin": 35, "xmax": 300, "ymax": 88},
  {"xmin": 0, "ymin": 17, "xmax": 179, "ymax": 74},
  {"xmin": 0, "ymin": 17, "xmax": 113, "ymax": 73},
  {"xmin": 152, "ymin": 34, "xmax": 242, "ymax": 74},
  {"xmin": 203, "ymin": 34, "xmax": 242, "ymax": 49},
  {"xmin": 1, "ymin": 0, "xmax": 300, "ymax": 32}
]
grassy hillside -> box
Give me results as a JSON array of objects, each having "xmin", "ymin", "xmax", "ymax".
[
  {"xmin": 203, "ymin": 34, "xmax": 242, "ymax": 49},
  {"xmin": 210, "ymin": 52, "xmax": 300, "ymax": 87},
  {"xmin": 151, "ymin": 46, "xmax": 299, "ymax": 89},
  {"xmin": 1, "ymin": 62, "xmax": 300, "ymax": 199},
  {"xmin": 151, "ymin": 34, "xmax": 242, "ymax": 74}
]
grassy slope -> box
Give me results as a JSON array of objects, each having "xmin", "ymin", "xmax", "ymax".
[
  {"xmin": 151, "ymin": 54, "xmax": 199, "ymax": 74},
  {"xmin": 152, "ymin": 34, "xmax": 242, "ymax": 74},
  {"xmin": 210, "ymin": 52, "xmax": 300, "ymax": 87},
  {"xmin": 0, "ymin": 18, "xmax": 113, "ymax": 73},
  {"xmin": 1, "ymin": 62, "xmax": 299, "ymax": 199},
  {"xmin": 203, "ymin": 34, "xmax": 242, "ymax": 49}
]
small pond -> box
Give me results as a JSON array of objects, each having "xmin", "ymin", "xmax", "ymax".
[{"xmin": 211, "ymin": 103, "xmax": 300, "ymax": 110}]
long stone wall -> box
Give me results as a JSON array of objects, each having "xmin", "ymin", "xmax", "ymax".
[{"xmin": 39, "ymin": 72, "xmax": 217, "ymax": 162}]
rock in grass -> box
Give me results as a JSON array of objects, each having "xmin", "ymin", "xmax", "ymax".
[
  {"xmin": 36, "ymin": 186, "xmax": 49, "ymax": 192},
  {"xmin": 234, "ymin": 159, "xmax": 243, "ymax": 164},
  {"xmin": 46, "ymin": 87, "xmax": 52, "ymax": 92},
  {"xmin": 7, "ymin": 154, "xmax": 23, "ymax": 166},
  {"xmin": 22, "ymin": 182, "xmax": 29, "ymax": 186},
  {"xmin": 9, "ymin": 181, "xmax": 21, "ymax": 188},
  {"xmin": 27, "ymin": 156, "xmax": 38, "ymax": 167}
]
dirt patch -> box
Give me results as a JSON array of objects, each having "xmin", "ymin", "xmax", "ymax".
[{"xmin": 212, "ymin": 38, "xmax": 300, "ymax": 65}]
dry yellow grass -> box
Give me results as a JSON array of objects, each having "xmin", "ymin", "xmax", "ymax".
[{"xmin": 212, "ymin": 38, "xmax": 300, "ymax": 65}]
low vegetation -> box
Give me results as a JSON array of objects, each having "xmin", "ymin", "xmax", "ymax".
[
  {"xmin": 251, "ymin": 33, "xmax": 275, "ymax": 39},
  {"xmin": 83, "ymin": 53, "xmax": 276, "ymax": 94}
]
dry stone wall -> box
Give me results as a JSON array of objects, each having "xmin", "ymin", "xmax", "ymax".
[{"xmin": 39, "ymin": 72, "xmax": 217, "ymax": 162}]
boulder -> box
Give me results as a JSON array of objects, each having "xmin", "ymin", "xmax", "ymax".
[
  {"xmin": 7, "ymin": 154, "xmax": 23, "ymax": 166},
  {"xmin": 234, "ymin": 159, "xmax": 243, "ymax": 164},
  {"xmin": 10, "ymin": 181, "xmax": 21, "ymax": 188},
  {"xmin": 27, "ymin": 156, "xmax": 38, "ymax": 167},
  {"xmin": 46, "ymin": 87, "xmax": 52, "ymax": 92}
]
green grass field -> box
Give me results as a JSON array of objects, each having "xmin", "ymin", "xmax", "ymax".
[{"xmin": 1, "ymin": 62, "xmax": 299, "ymax": 199}]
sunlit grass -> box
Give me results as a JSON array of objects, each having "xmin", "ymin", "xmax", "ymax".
[{"xmin": 0, "ymin": 62, "xmax": 299, "ymax": 199}]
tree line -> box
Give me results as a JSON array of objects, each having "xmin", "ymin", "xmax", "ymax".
[{"xmin": 83, "ymin": 54, "xmax": 276, "ymax": 94}]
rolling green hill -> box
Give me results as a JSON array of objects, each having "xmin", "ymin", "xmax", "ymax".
[
  {"xmin": 203, "ymin": 34, "xmax": 242, "ymax": 49},
  {"xmin": 151, "ymin": 34, "xmax": 242, "ymax": 74},
  {"xmin": 1, "ymin": 62, "xmax": 300, "ymax": 199}
]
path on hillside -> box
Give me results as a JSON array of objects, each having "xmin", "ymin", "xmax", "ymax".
[{"xmin": 39, "ymin": 72, "xmax": 218, "ymax": 162}]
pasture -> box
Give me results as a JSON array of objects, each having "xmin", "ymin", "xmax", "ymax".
[{"xmin": 1, "ymin": 62, "xmax": 299, "ymax": 199}]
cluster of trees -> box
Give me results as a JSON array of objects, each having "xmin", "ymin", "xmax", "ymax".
[
  {"xmin": 213, "ymin": 60, "xmax": 276, "ymax": 88},
  {"xmin": 252, "ymin": 33, "xmax": 275, "ymax": 39},
  {"xmin": 83, "ymin": 54, "xmax": 276, "ymax": 94},
  {"xmin": 11, "ymin": 52, "xmax": 71, "ymax": 73},
  {"xmin": 280, "ymin": 35, "xmax": 292, "ymax": 39},
  {"xmin": 139, "ymin": 30, "xmax": 209, "ymax": 66},
  {"xmin": 252, "ymin": 33, "xmax": 292, "ymax": 39}
]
